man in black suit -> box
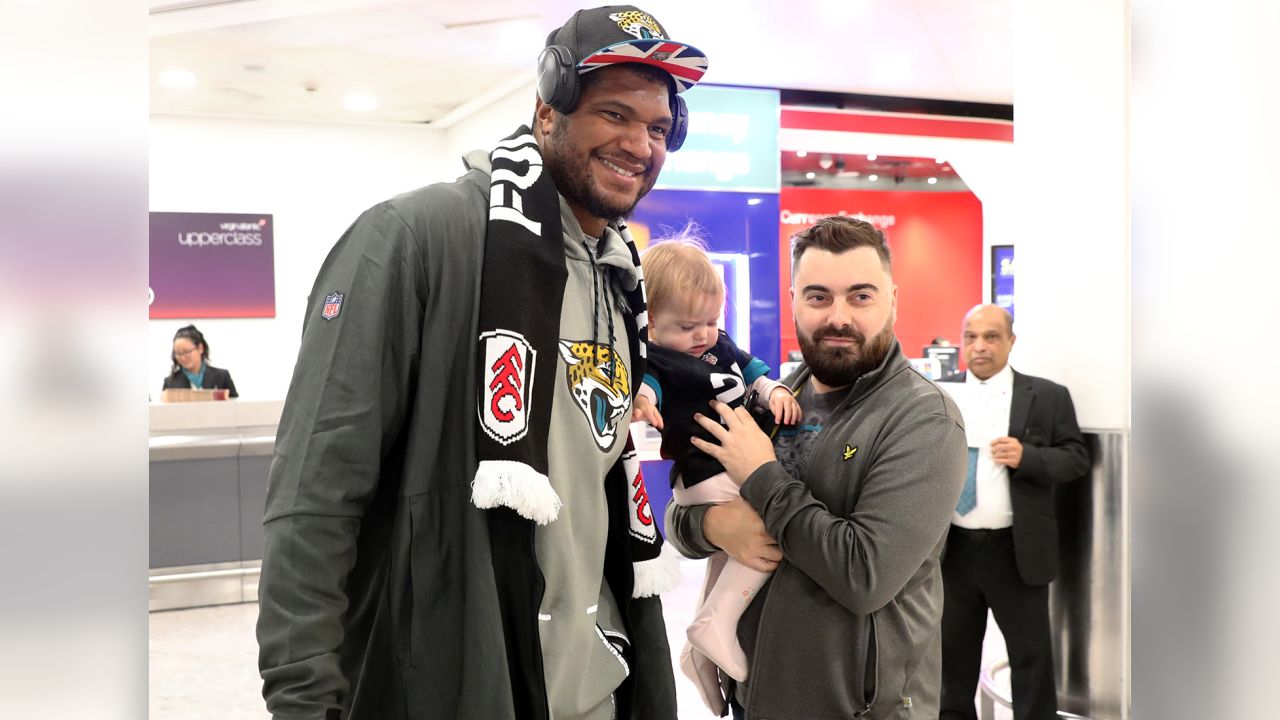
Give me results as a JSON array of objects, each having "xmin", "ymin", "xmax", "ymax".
[{"xmin": 938, "ymin": 304, "xmax": 1090, "ymax": 720}]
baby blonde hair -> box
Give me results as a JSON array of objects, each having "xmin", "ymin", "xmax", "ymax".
[{"xmin": 641, "ymin": 226, "xmax": 725, "ymax": 316}]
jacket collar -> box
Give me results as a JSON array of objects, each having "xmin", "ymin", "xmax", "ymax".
[{"xmin": 787, "ymin": 338, "xmax": 910, "ymax": 407}]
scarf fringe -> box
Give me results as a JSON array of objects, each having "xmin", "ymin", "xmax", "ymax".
[
  {"xmin": 631, "ymin": 542, "xmax": 683, "ymax": 598},
  {"xmin": 472, "ymin": 460, "xmax": 563, "ymax": 525}
]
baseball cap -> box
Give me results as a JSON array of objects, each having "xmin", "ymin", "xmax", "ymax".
[{"xmin": 545, "ymin": 5, "xmax": 708, "ymax": 93}]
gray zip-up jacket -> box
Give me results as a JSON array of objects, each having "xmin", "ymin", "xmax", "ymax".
[{"xmin": 668, "ymin": 342, "xmax": 967, "ymax": 718}]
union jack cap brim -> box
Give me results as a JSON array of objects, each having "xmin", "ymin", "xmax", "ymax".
[{"xmin": 578, "ymin": 39, "xmax": 708, "ymax": 94}]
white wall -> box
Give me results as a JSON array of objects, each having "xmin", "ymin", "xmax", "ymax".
[
  {"xmin": 444, "ymin": 81, "xmax": 538, "ymax": 161},
  {"xmin": 149, "ymin": 116, "xmax": 454, "ymax": 400},
  {"xmin": 1012, "ymin": 0, "xmax": 1130, "ymax": 432},
  {"xmin": 147, "ymin": 83, "xmax": 546, "ymax": 403}
]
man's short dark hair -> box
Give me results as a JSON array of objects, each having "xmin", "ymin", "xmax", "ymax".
[{"xmin": 791, "ymin": 216, "xmax": 892, "ymax": 275}]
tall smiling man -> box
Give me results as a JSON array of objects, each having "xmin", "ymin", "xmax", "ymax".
[
  {"xmin": 667, "ymin": 216, "xmax": 969, "ymax": 718},
  {"xmin": 256, "ymin": 7, "xmax": 707, "ymax": 719}
]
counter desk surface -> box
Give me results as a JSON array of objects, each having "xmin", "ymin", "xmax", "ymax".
[{"xmin": 150, "ymin": 399, "xmax": 284, "ymax": 435}]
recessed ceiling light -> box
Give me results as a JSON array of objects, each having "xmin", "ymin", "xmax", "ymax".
[
  {"xmin": 344, "ymin": 93, "xmax": 379, "ymax": 113},
  {"xmin": 867, "ymin": 154, "xmax": 878, "ymax": 161},
  {"xmin": 873, "ymin": 53, "xmax": 914, "ymax": 85},
  {"xmin": 796, "ymin": 150, "xmax": 808, "ymax": 158},
  {"xmin": 747, "ymin": 198, "xmax": 762, "ymax": 206},
  {"xmin": 868, "ymin": 174, "xmax": 879, "ymax": 182},
  {"xmin": 159, "ymin": 68, "xmax": 198, "ymax": 89},
  {"xmin": 927, "ymin": 177, "xmax": 938, "ymax": 185},
  {"xmin": 805, "ymin": 171, "xmax": 817, "ymax": 180}
]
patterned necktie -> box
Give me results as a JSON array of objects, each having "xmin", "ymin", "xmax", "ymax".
[{"xmin": 956, "ymin": 447, "xmax": 979, "ymax": 515}]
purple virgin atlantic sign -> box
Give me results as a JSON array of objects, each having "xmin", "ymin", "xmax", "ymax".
[{"xmin": 149, "ymin": 212, "xmax": 276, "ymax": 319}]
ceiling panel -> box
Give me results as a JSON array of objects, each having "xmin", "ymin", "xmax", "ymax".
[{"xmin": 150, "ymin": 0, "xmax": 1013, "ymax": 124}]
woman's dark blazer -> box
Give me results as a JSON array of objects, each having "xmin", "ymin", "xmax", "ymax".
[{"xmin": 163, "ymin": 364, "xmax": 239, "ymax": 398}]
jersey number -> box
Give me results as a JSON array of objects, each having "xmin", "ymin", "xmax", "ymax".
[{"xmin": 709, "ymin": 372, "xmax": 745, "ymax": 405}]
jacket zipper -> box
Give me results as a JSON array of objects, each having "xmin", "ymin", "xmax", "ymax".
[
  {"xmin": 742, "ymin": 562, "xmax": 778, "ymax": 716},
  {"xmin": 746, "ymin": 575, "xmax": 881, "ymax": 719},
  {"xmin": 743, "ymin": 364, "xmax": 899, "ymax": 718},
  {"xmin": 852, "ymin": 613, "xmax": 879, "ymax": 716}
]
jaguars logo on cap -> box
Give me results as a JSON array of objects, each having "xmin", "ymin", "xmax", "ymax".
[{"xmin": 609, "ymin": 10, "xmax": 665, "ymax": 40}]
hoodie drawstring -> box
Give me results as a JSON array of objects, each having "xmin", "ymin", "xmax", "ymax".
[{"xmin": 580, "ymin": 235, "xmax": 617, "ymax": 385}]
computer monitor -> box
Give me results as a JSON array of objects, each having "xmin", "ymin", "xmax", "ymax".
[
  {"xmin": 909, "ymin": 357, "xmax": 942, "ymax": 380},
  {"xmin": 923, "ymin": 346, "xmax": 959, "ymax": 378}
]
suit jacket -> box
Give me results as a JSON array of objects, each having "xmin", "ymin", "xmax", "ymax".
[
  {"xmin": 163, "ymin": 364, "xmax": 239, "ymax": 398},
  {"xmin": 941, "ymin": 368, "xmax": 1090, "ymax": 584}
]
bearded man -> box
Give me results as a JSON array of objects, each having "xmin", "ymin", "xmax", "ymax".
[{"xmin": 666, "ymin": 215, "xmax": 970, "ymax": 719}]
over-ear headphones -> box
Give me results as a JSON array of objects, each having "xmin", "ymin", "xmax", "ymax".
[
  {"xmin": 537, "ymin": 45, "xmax": 690, "ymax": 152},
  {"xmin": 537, "ymin": 45, "xmax": 580, "ymax": 115},
  {"xmin": 666, "ymin": 95, "xmax": 688, "ymax": 152}
]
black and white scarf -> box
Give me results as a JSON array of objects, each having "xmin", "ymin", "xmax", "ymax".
[{"xmin": 471, "ymin": 126, "xmax": 677, "ymax": 596}]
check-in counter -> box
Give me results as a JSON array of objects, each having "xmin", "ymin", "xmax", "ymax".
[
  {"xmin": 149, "ymin": 404, "xmax": 670, "ymax": 611},
  {"xmin": 149, "ymin": 400, "xmax": 282, "ymax": 611}
]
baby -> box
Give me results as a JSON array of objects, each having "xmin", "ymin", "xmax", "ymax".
[{"xmin": 634, "ymin": 235, "xmax": 801, "ymax": 713}]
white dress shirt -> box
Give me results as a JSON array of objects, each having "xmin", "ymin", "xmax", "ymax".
[{"xmin": 951, "ymin": 364, "xmax": 1015, "ymax": 529}]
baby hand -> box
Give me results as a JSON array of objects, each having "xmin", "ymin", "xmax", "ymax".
[
  {"xmin": 769, "ymin": 386, "xmax": 802, "ymax": 426},
  {"xmin": 632, "ymin": 394, "xmax": 664, "ymax": 430}
]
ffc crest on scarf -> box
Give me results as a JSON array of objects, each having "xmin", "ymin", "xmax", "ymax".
[{"xmin": 472, "ymin": 126, "xmax": 675, "ymax": 596}]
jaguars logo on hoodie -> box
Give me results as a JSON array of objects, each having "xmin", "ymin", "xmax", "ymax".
[{"xmin": 558, "ymin": 340, "xmax": 630, "ymax": 451}]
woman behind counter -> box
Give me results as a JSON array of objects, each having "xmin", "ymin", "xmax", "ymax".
[{"xmin": 163, "ymin": 324, "xmax": 239, "ymax": 398}]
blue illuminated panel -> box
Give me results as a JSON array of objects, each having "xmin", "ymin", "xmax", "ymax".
[
  {"xmin": 991, "ymin": 245, "xmax": 1015, "ymax": 319},
  {"xmin": 632, "ymin": 189, "xmax": 782, "ymax": 373},
  {"xmin": 656, "ymin": 85, "xmax": 780, "ymax": 193}
]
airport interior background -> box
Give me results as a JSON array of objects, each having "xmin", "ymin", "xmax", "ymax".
[{"xmin": 144, "ymin": 1, "xmax": 1135, "ymax": 718}]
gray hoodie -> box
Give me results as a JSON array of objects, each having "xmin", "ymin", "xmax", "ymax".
[{"xmin": 465, "ymin": 150, "xmax": 642, "ymax": 720}]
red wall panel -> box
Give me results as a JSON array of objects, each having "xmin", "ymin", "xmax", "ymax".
[
  {"xmin": 778, "ymin": 188, "xmax": 983, "ymax": 362},
  {"xmin": 780, "ymin": 108, "xmax": 1014, "ymax": 142}
]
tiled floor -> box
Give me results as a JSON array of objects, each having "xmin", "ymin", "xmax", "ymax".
[
  {"xmin": 149, "ymin": 601, "xmax": 272, "ymax": 720},
  {"xmin": 149, "ymin": 557, "xmax": 1010, "ymax": 719}
]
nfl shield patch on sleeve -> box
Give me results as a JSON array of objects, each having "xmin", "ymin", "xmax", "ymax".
[{"xmin": 322, "ymin": 291, "xmax": 344, "ymax": 321}]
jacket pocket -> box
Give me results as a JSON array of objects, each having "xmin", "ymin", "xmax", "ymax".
[
  {"xmin": 388, "ymin": 497, "xmax": 414, "ymax": 669},
  {"xmin": 1022, "ymin": 426, "xmax": 1048, "ymax": 445},
  {"xmin": 595, "ymin": 624, "xmax": 632, "ymax": 679},
  {"xmin": 852, "ymin": 614, "xmax": 879, "ymax": 717}
]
